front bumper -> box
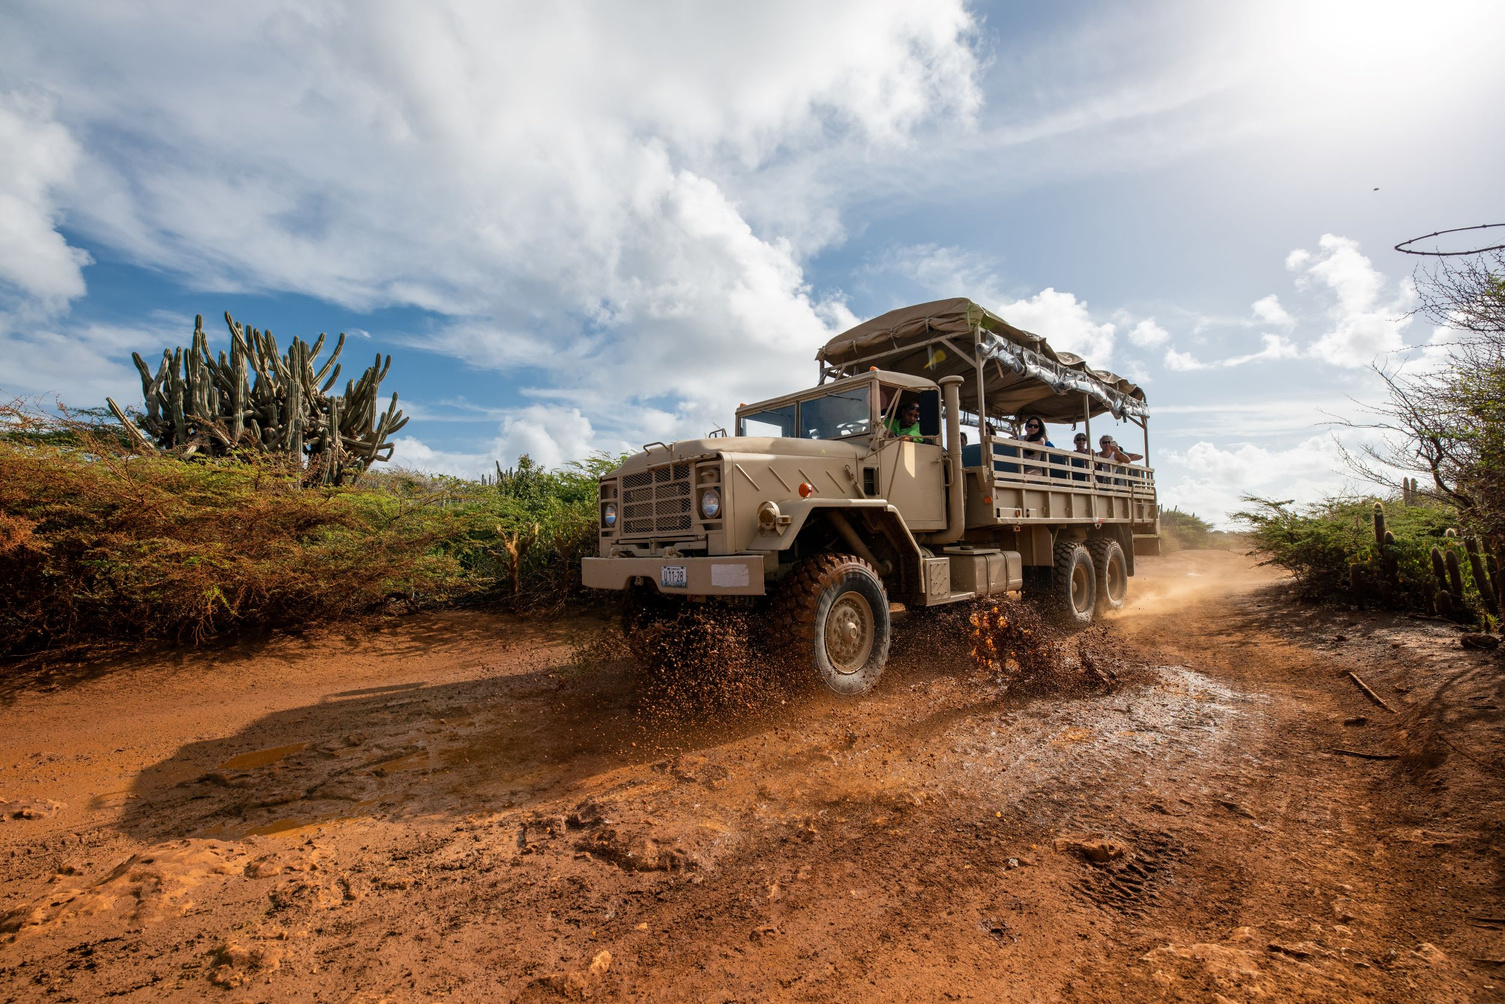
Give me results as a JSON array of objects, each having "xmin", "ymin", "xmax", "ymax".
[{"xmin": 581, "ymin": 555, "xmax": 765, "ymax": 596}]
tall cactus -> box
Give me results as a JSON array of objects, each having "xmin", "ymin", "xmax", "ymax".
[
  {"xmin": 1432, "ymin": 546, "xmax": 1456, "ymax": 618},
  {"xmin": 107, "ymin": 311, "xmax": 408, "ymax": 485},
  {"xmin": 1369, "ymin": 503, "xmax": 1401, "ymax": 594},
  {"xmin": 1465, "ymin": 537, "xmax": 1500, "ymax": 617},
  {"xmin": 1446, "ymin": 548, "xmax": 1466, "ymax": 611}
]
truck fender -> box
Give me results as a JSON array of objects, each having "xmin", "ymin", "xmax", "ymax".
[{"xmin": 747, "ymin": 499, "xmax": 925, "ymax": 597}]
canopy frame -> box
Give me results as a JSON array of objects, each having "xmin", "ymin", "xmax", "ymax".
[{"xmin": 817, "ymin": 297, "xmax": 1148, "ymax": 425}]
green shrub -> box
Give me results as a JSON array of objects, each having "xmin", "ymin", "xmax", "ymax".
[
  {"xmin": 0, "ymin": 404, "xmax": 620, "ymax": 657},
  {"xmin": 1159, "ymin": 507, "xmax": 1214, "ymax": 550},
  {"xmin": 1233, "ymin": 493, "xmax": 1476, "ymax": 606}
]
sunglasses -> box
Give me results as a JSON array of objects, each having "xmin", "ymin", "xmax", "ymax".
[{"xmin": 1025, "ymin": 422, "xmax": 1041, "ymax": 429}]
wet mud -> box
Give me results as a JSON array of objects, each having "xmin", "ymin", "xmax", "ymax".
[{"xmin": 2, "ymin": 551, "xmax": 1504, "ymax": 1001}]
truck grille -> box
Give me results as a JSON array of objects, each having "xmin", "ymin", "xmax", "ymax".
[{"xmin": 621, "ymin": 462, "xmax": 693, "ymax": 536}]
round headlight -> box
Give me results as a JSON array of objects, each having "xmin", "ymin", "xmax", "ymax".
[
  {"xmin": 602, "ymin": 502, "xmax": 617, "ymax": 527},
  {"xmin": 700, "ymin": 488, "xmax": 721, "ymax": 519}
]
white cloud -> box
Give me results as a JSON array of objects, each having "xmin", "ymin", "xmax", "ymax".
[
  {"xmin": 1157, "ymin": 434, "xmax": 1356, "ymax": 525},
  {"xmin": 391, "ymin": 404, "xmax": 634, "ymax": 478},
  {"xmin": 1222, "ymin": 332, "xmax": 1301, "ymax": 366},
  {"xmin": 0, "ymin": 318, "xmax": 178, "ymax": 405},
  {"xmin": 488, "ymin": 405, "xmax": 608, "ymax": 473},
  {"xmin": 1249, "ymin": 294, "xmax": 1294, "ymax": 329},
  {"xmin": 993, "ymin": 287, "xmax": 1116, "ymax": 363},
  {"xmin": 0, "ymin": 1, "xmax": 980, "ymax": 435},
  {"xmin": 1163, "ymin": 347, "xmax": 1208, "ymax": 371},
  {"xmin": 0, "ymin": 92, "xmax": 92, "ymax": 315},
  {"xmin": 1288, "ymin": 234, "xmax": 1414, "ymax": 367},
  {"xmin": 1127, "ymin": 318, "xmax": 1170, "ymax": 348},
  {"xmin": 869, "ymin": 244, "xmax": 1118, "ymax": 365}
]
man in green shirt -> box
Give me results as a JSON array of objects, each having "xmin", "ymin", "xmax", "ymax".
[{"xmin": 886, "ymin": 401, "xmax": 924, "ymax": 442}]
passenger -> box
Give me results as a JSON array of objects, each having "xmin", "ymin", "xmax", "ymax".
[
  {"xmin": 1021, "ymin": 415, "xmax": 1053, "ymax": 476},
  {"xmin": 1096, "ymin": 435, "xmax": 1142, "ymax": 486},
  {"xmin": 886, "ymin": 400, "xmax": 924, "ymax": 442},
  {"xmin": 1096, "ymin": 435, "xmax": 1142, "ymax": 463},
  {"xmin": 1071, "ymin": 433, "xmax": 1090, "ymax": 481}
]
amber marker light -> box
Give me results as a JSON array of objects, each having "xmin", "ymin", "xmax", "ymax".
[{"xmin": 798, "ymin": 482, "xmax": 815, "ymax": 498}]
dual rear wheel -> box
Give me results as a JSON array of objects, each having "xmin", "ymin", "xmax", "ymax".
[{"xmin": 1047, "ymin": 536, "xmax": 1128, "ymax": 627}]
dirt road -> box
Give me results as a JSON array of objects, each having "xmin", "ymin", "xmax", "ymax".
[{"xmin": 2, "ymin": 550, "xmax": 1503, "ymax": 1002}]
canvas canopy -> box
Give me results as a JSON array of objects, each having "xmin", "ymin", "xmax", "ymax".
[{"xmin": 818, "ymin": 297, "xmax": 1148, "ymax": 424}]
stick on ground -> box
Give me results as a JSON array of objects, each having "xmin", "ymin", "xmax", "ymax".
[
  {"xmin": 1328, "ymin": 749, "xmax": 1400, "ymax": 761},
  {"xmin": 1346, "ymin": 671, "xmax": 1398, "ymax": 714}
]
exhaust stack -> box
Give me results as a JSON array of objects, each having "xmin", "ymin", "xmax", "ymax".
[{"xmin": 931, "ymin": 375, "xmax": 966, "ymax": 545}]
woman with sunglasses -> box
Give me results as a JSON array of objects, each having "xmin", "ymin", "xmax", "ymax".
[{"xmin": 1020, "ymin": 415, "xmax": 1053, "ymax": 476}]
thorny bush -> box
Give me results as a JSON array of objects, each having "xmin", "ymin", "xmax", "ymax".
[
  {"xmin": 1234, "ymin": 493, "xmax": 1491, "ymax": 610},
  {"xmin": 0, "ymin": 403, "xmax": 615, "ymax": 657}
]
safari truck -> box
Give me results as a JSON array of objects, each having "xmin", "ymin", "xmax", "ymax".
[{"xmin": 582, "ymin": 298, "xmax": 1160, "ymax": 695}]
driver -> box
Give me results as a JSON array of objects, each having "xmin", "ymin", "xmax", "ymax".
[{"xmin": 886, "ymin": 400, "xmax": 924, "ymax": 442}]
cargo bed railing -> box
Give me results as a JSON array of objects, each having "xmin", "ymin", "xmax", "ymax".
[{"xmin": 961, "ymin": 437, "xmax": 1154, "ymax": 497}]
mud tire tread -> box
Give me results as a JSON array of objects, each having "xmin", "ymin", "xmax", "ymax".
[
  {"xmin": 769, "ymin": 553, "xmax": 890, "ymax": 695},
  {"xmin": 1089, "ymin": 536, "xmax": 1128, "ymax": 613},
  {"xmin": 1050, "ymin": 539, "xmax": 1096, "ymax": 630}
]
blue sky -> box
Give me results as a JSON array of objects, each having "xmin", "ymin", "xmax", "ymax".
[{"xmin": 2, "ymin": 0, "xmax": 1502, "ymax": 523}]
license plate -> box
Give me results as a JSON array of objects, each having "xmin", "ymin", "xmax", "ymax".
[{"xmin": 660, "ymin": 565, "xmax": 687, "ymax": 589}]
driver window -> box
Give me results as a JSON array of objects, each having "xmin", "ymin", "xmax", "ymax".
[
  {"xmin": 879, "ymin": 387, "xmax": 941, "ymax": 440},
  {"xmin": 739, "ymin": 403, "xmax": 795, "ymax": 437},
  {"xmin": 799, "ymin": 386, "xmax": 871, "ymax": 440}
]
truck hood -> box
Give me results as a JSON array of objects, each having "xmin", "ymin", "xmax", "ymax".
[{"xmin": 610, "ymin": 436, "xmax": 867, "ymax": 475}]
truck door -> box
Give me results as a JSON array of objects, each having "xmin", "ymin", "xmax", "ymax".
[{"xmin": 875, "ymin": 388, "xmax": 946, "ymax": 530}]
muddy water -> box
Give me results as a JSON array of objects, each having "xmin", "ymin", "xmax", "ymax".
[{"xmin": 1, "ymin": 552, "xmax": 1499, "ymax": 1002}]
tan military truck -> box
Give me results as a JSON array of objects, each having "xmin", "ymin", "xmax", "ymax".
[{"xmin": 582, "ymin": 298, "xmax": 1160, "ymax": 695}]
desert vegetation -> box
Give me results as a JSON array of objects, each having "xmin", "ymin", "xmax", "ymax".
[
  {"xmin": 1235, "ymin": 245, "xmax": 1505, "ymax": 624},
  {"xmin": 0, "ymin": 403, "xmax": 609, "ymax": 659}
]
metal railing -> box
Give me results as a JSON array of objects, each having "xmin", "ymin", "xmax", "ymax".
[{"xmin": 976, "ymin": 438, "xmax": 1154, "ymax": 496}]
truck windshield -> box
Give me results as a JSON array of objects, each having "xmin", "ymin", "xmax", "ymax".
[
  {"xmin": 740, "ymin": 403, "xmax": 795, "ymax": 437},
  {"xmin": 800, "ymin": 386, "xmax": 871, "ymax": 440}
]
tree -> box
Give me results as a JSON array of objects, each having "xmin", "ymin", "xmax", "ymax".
[{"xmin": 1337, "ymin": 240, "xmax": 1505, "ymax": 551}]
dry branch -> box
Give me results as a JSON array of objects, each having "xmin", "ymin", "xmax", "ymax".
[{"xmin": 1346, "ymin": 671, "xmax": 1398, "ymax": 714}]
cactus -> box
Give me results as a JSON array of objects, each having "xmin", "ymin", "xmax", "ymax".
[
  {"xmin": 1445, "ymin": 547, "xmax": 1467, "ymax": 614},
  {"xmin": 1372, "ymin": 502, "xmax": 1387, "ymax": 546},
  {"xmin": 106, "ymin": 311, "xmax": 407, "ymax": 485},
  {"xmin": 1431, "ymin": 546, "xmax": 1455, "ymax": 617},
  {"xmin": 1466, "ymin": 537, "xmax": 1500, "ymax": 617}
]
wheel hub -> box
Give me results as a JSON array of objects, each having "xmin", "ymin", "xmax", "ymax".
[
  {"xmin": 1071, "ymin": 563, "xmax": 1092, "ymax": 611},
  {"xmin": 825, "ymin": 592, "xmax": 875, "ymax": 675}
]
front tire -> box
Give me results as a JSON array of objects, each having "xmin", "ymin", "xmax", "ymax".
[
  {"xmin": 772, "ymin": 554, "xmax": 891, "ymax": 696},
  {"xmin": 1051, "ymin": 540, "xmax": 1096, "ymax": 629}
]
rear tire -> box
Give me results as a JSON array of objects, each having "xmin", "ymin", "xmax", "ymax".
[
  {"xmin": 1089, "ymin": 536, "xmax": 1128, "ymax": 613},
  {"xmin": 1051, "ymin": 540, "xmax": 1096, "ymax": 629},
  {"xmin": 771, "ymin": 554, "xmax": 891, "ymax": 696}
]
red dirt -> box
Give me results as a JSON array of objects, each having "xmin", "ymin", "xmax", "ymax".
[{"xmin": 2, "ymin": 550, "xmax": 1504, "ymax": 1002}]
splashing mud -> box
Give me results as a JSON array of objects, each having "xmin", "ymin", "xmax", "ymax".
[
  {"xmin": 969, "ymin": 598, "xmax": 1130, "ymax": 696},
  {"xmin": 583, "ymin": 602, "xmax": 800, "ymax": 719},
  {"xmin": 602, "ymin": 587, "xmax": 1132, "ymax": 723}
]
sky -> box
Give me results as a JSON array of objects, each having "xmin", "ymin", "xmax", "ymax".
[{"xmin": 2, "ymin": 0, "xmax": 1502, "ymax": 524}]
